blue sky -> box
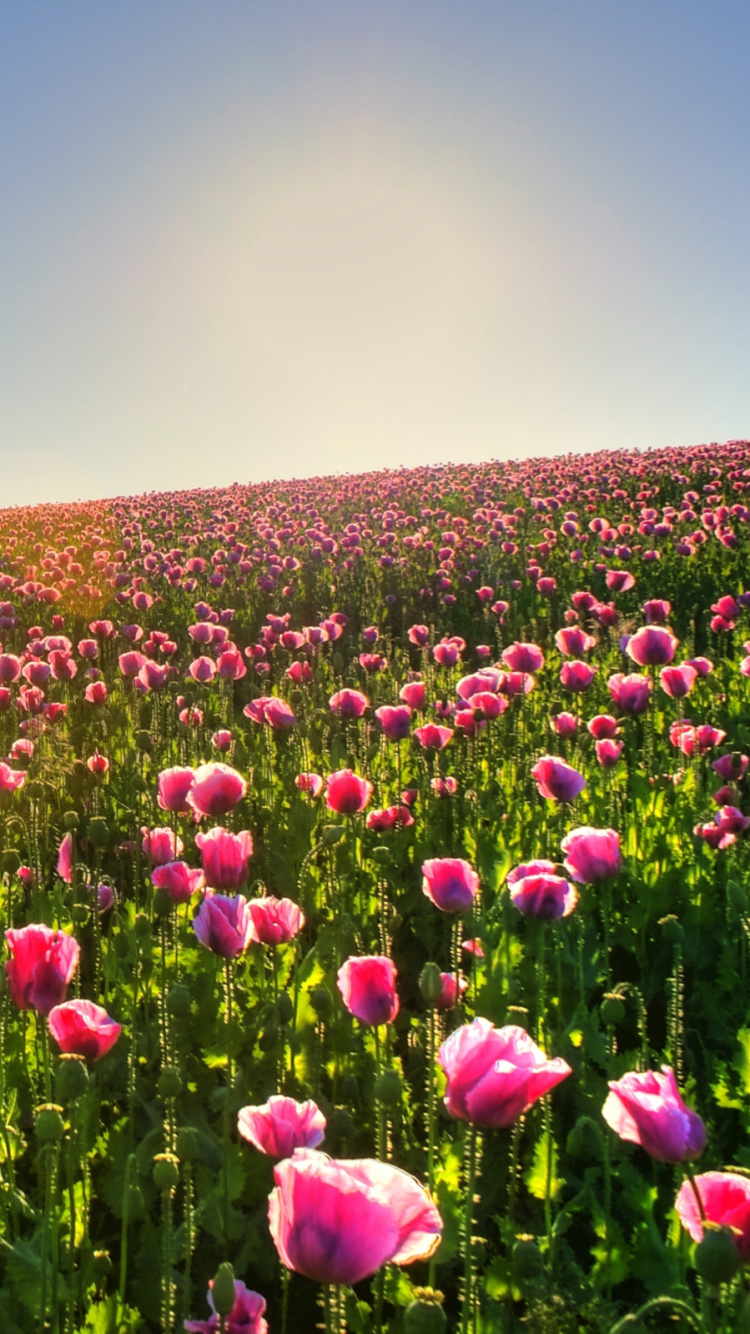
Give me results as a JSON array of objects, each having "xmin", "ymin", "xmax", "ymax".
[{"xmin": 1, "ymin": 3, "xmax": 749, "ymax": 503}]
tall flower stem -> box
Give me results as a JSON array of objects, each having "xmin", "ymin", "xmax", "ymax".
[{"xmin": 461, "ymin": 1124, "xmax": 479, "ymax": 1334}]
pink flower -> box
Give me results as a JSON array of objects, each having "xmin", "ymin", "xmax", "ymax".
[
  {"xmin": 560, "ymin": 660, "xmax": 596, "ymax": 692},
  {"xmin": 551, "ymin": 712, "xmax": 579, "ymax": 737},
  {"xmin": 188, "ymin": 656, "xmax": 217, "ymax": 684},
  {"xmin": 157, "ymin": 766, "xmax": 195, "ymax": 814},
  {"xmin": 626, "ymin": 626, "xmax": 678, "ymax": 667},
  {"xmin": 329, "ymin": 688, "xmax": 369, "ymax": 719},
  {"xmin": 268, "ymin": 1149, "xmax": 442, "ymax": 1284},
  {"xmin": 0, "ymin": 763, "xmax": 25, "ymax": 793},
  {"xmin": 435, "ymin": 973, "xmax": 468, "ymax": 1010},
  {"xmin": 508, "ymin": 873, "xmax": 578, "ymax": 919},
  {"xmin": 675, "ymin": 1172, "xmax": 750, "ymax": 1261},
  {"xmin": 238, "ymin": 1096, "xmax": 325, "ymax": 1157},
  {"xmin": 0, "ymin": 654, "xmax": 21, "ymax": 684},
  {"xmin": 433, "ymin": 640, "xmax": 460, "ymax": 667},
  {"xmin": 502, "ymin": 642, "xmax": 545, "ymax": 673},
  {"xmin": 84, "ymin": 681, "xmax": 107, "ymax": 705},
  {"xmin": 686, "ymin": 656, "xmax": 713, "ymax": 677},
  {"xmin": 192, "ymin": 894, "xmax": 253, "ymax": 958},
  {"xmin": 48, "ymin": 999, "xmax": 121, "ymax": 1061},
  {"xmin": 531, "ymin": 755, "xmax": 585, "ymax": 802},
  {"xmin": 421, "ymin": 859, "xmax": 479, "ymax": 913},
  {"xmin": 555, "ymin": 627, "xmax": 596, "ymax": 656},
  {"xmin": 185, "ymin": 1282, "xmax": 267, "ymax": 1334},
  {"xmin": 498, "ymin": 671, "xmax": 535, "ymax": 698},
  {"xmin": 608, "ymin": 672, "xmax": 652, "ymax": 715},
  {"xmin": 6, "ymin": 924, "xmax": 80, "ymax": 1014},
  {"xmin": 216, "ymin": 649, "xmax": 246, "ymax": 681},
  {"xmin": 561, "ymin": 827, "xmax": 622, "ymax": 882},
  {"xmin": 712, "ymin": 753, "xmax": 749, "ymax": 782},
  {"xmin": 337, "ymin": 956, "xmax": 399, "ymax": 1026},
  {"xmin": 400, "ymin": 681, "xmax": 426, "ymax": 710},
  {"xmin": 408, "ymin": 624, "xmax": 430, "ymax": 647},
  {"xmin": 374, "ymin": 704, "xmax": 411, "ymax": 741},
  {"xmin": 438, "ymin": 1019, "xmax": 571, "ymax": 1128},
  {"xmin": 247, "ymin": 897, "xmax": 305, "ymax": 945},
  {"xmin": 296, "ymin": 772, "xmax": 323, "ymax": 797},
  {"xmin": 187, "ymin": 763, "xmax": 247, "ymax": 818},
  {"xmin": 366, "ymin": 805, "xmax": 414, "ymax": 831},
  {"xmin": 196, "ymin": 827, "xmax": 253, "ymax": 889},
  {"xmin": 413, "ymin": 724, "xmax": 454, "ymax": 751},
  {"xmin": 264, "ymin": 698, "xmax": 297, "ymax": 731},
  {"xmin": 57, "ymin": 831, "xmax": 73, "ymax": 883},
  {"xmin": 431, "ymin": 775, "xmax": 458, "ymax": 798},
  {"xmin": 660, "ymin": 664, "xmax": 697, "ymax": 698},
  {"xmin": 606, "ymin": 569, "xmax": 635, "ymax": 592},
  {"xmin": 212, "ymin": 729, "xmax": 233, "ymax": 752},
  {"xmin": 602, "ymin": 1066, "xmax": 706, "ymax": 1162},
  {"xmin": 588, "ymin": 714, "xmax": 619, "ymax": 740},
  {"xmin": 138, "ymin": 660, "xmax": 169, "ymax": 691},
  {"xmin": 325, "ymin": 770, "xmax": 373, "ymax": 815},
  {"xmin": 151, "ymin": 861, "xmax": 205, "ymax": 904},
  {"xmin": 141, "ymin": 827, "xmax": 183, "ymax": 866},
  {"xmin": 595, "ymin": 738, "xmax": 624, "ymax": 768}
]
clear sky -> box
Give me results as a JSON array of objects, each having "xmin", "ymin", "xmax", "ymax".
[{"xmin": 1, "ymin": 2, "xmax": 749, "ymax": 505}]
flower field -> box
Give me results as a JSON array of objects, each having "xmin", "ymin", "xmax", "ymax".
[{"xmin": 3, "ymin": 439, "xmax": 750, "ymax": 1333}]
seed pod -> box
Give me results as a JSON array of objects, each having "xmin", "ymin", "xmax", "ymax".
[
  {"xmin": 695, "ymin": 1225, "xmax": 741, "ymax": 1286},
  {"xmin": 55, "ymin": 1054, "xmax": 89, "ymax": 1103},
  {"xmin": 321, "ymin": 825, "xmax": 346, "ymax": 846},
  {"xmin": 166, "ymin": 984, "xmax": 191, "ymax": 1017},
  {"xmin": 600, "ymin": 993, "xmax": 625, "ymax": 1027},
  {"xmin": 1, "ymin": 850, "xmax": 21, "ymax": 876},
  {"xmin": 310, "ymin": 987, "xmax": 332, "ymax": 1019},
  {"xmin": 35, "ymin": 1104, "xmax": 65, "ymax": 1143},
  {"xmin": 404, "ymin": 1289, "xmax": 448, "ymax": 1334},
  {"xmin": 152, "ymin": 1153, "xmax": 180, "ymax": 1191},
  {"xmin": 87, "ymin": 818, "xmax": 110, "ymax": 849},
  {"xmin": 157, "ymin": 1066, "xmax": 183, "ymax": 1100},
  {"xmin": 374, "ymin": 1070, "xmax": 403, "ymax": 1106},
  {"xmin": 659, "ymin": 914, "xmax": 684, "ymax": 947},
  {"xmin": 63, "ymin": 811, "xmax": 79, "ymax": 831},
  {"xmin": 276, "ymin": 992, "xmax": 294, "ymax": 1025},
  {"xmin": 512, "ymin": 1235, "xmax": 544, "ymax": 1281},
  {"xmin": 92, "ymin": 1250, "xmax": 113, "ymax": 1277},
  {"xmin": 176, "ymin": 1127, "xmax": 201, "ymax": 1163}
]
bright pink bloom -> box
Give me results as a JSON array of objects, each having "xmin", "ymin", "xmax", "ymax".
[
  {"xmin": 211, "ymin": 729, "xmax": 233, "ymax": 751},
  {"xmin": 264, "ymin": 698, "xmax": 297, "ymax": 731},
  {"xmin": 414, "ymin": 723, "xmax": 453, "ymax": 751},
  {"xmin": 716, "ymin": 805, "xmax": 750, "ymax": 837},
  {"xmin": 608, "ymin": 672, "xmax": 652, "ymax": 715},
  {"xmin": 695, "ymin": 724, "xmax": 726, "ymax": 753},
  {"xmin": 0, "ymin": 763, "xmax": 25, "ymax": 793},
  {"xmin": 329, "ymin": 688, "xmax": 369, "ymax": 719},
  {"xmin": 216, "ymin": 649, "xmax": 247, "ymax": 681},
  {"xmin": 531, "ymin": 755, "xmax": 585, "ymax": 802},
  {"xmin": 712, "ymin": 753, "xmax": 749, "ymax": 782},
  {"xmin": 247, "ymin": 897, "xmax": 305, "ymax": 945},
  {"xmin": 560, "ymin": 660, "xmax": 596, "ymax": 692},
  {"xmin": 325, "ymin": 770, "xmax": 372, "ymax": 814},
  {"xmin": 193, "ymin": 893, "xmax": 253, "ymax": 957},
  {"xmin": 6, "ymin": 924, "xmax": 80, "ymax": 1014},
  {"xmin": 77, "ymin": 639, "xmax": 98, "ymax": 659},
  {"xmin": 238, "ymin": 1096, "xmax": 325, "ymax": 1157},
  {"xmin": 686, "ymin": 656, "xmax": 713, "ymax": 677},
  {"xmin": 421, "ymin": 859, "xmax": 479, "ymax": 913},
  {"xmin": 184, "ymin": 1281, "xmax": 267, "ymax": 1334},
  {"xmin": 602, "ymin": 1066, "xmax": 706, "ymax": 1162},
  {"xmin": 595, "ymin": 738, "xmax": 624, "ymax": 768},
  {"xmin": 606, "ymin": 569, "xmax": 635, "ymax": 592},
  {"xmin": 432, "ymin": 775, "xmax": 458, "ymax": 797},
  {"xmin": 196, "ymin": 827, "xmax": 253, "ymax": 889},
  {"xmin": 555, "ymin": 627, "xmax": 596, "ymax": 656},
  {"xmin": 337, "ymin": 956, "xmax": 399, "ymax": 1026},
  {"xmin": 642, "ymin": 598, "xmax": 671, "ymax": 624},
  {"xmin": 188, "ymin": 656, "xmax": 217, "ymax": 684},
  {"xmin": 502, "ymin": 642, "xmax": 544, "ymax": 673},
  {"xmin": 471, "ymin": 691, "xmax": 507, "ymax": 720},
  {"xmin": 561, "ymin": 827, "xmax": 622, "ymax": 882},
  {"xmin": 433, "ymin": 640, "xmax": 460, "ymax": 667},
  {"xmin": 141, "ymin": 827, "xmax": 183, "ymax": 866},
  {"xmin": 151, "ymin": 861, "xmax": 205, "ymax": 904},
  {"xmin": 551, "ymin": 712, "xmax": 579, "ymax": 737},
  {"xmin": 138, "ymin": 660, "xmax": 168, "ymax": 691},
  {"xmin": 57, "ymin": 832, "xmax": 73, "ymax": 883},
  {"xmin": 48, "ymin": 999, "xmax": 121, "ymax": 1061},
  {"xmin": 366, "ymin": 805, "xmax": 414, "ymax": 831},
  {"xmin": 118, "ymin": 650, "xmax": 146, "ymax": 677},
  {"xmin": 456, "ymin": 671, "xmax": 500, "ymax": 701},
  {"xmin": 626, "ymin": 626, "xmax": 678, "ymax": 667},
  {"xmin": 84, "ymin": 680, "xmax": 108, "ymax": 705},
  {"xmin": 675, "ymin": 1173, "xmax": 750, "ymax": 1261},
  {"xmin": 435, "ymin": 973, "xmax": 468, "ymax": 1010},
  {"xmin": 400, "ymin": 681, "xmax": 426, "ymax": 709},
  {"xmin": 296, "ymin": 772, "xmax": 323, "ymax": 798},
  {"xmin": 588, "ymin": 714, "xmax": 619, "ymax": 740},
  {"xmin": 268, "ymin": 1149, "xmax": 442, "ymax": 1284},
  {"xmin": 48, "ymin": 650, "xmax": 77, "ymax": 683},
  {"xmin": 660, "ymin": 664, "xmax": 697, "ymax": 698},
  {"xmin": 498, "ymin": 671, "xmax": 536, "ymax": 698},
  {"xmin": 157, "ymin": 766, "xmax": 195, "ymax": 814},
  {"xmin": 23, "ymin": 660, "xmax": 51, "ymax": 687},
  {"xmin": 187, "ymin": 763, "xmax": 247, "ymax": 818},
  {"xmin": 438, "ymin": 1019, "xmax": 571, "ymax": 1128},
  {"xmin": 408, "ymin": 624, "xmax": 430, "ymax": 647},
  {"xmin": 0, "ymin": 654, "xmax": 21, "ymax": 684},
  {"xmin": 374, "ymin": 705, "xmax": 411, "ymax": 741},
  {"xmin": 509, "ymin": 872, "xmax": 578, "ymax": 919}
]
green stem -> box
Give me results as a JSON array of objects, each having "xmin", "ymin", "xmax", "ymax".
[
  {"xmin": 461, "ymin": 1125, "xmax": 479, "ymax": 1334},
  {"xmin": 684, "ymin": 1162, "xmax": 707, "ymax": 1223}
]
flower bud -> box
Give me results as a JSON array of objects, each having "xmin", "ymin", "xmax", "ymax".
[
  {"xmin": 321, "ymin": 825, "xmax": 346, "ymax": 846},
  {"xmin": 210, "ymin": 1263, "xmax": 237, "ymax": 1317},
  {"xmin": 419, "ymin": 963, "xmax": 444, "ymax": 1006},
  {"xmin": 87, "ymin": 818, "xmax": 110, "ymax": 849},
  {"xmin": 310, "ymin": 987, "xmax": 332, "ymax": 1019},
  {"xmin": 566, "ymin": 1115, "xmax": 604, "ymax": 1162},
  {"xmin": 157, "ymin": 1066, "xmax": 183, "ymax": 1100},
  {"xmin": 1, "ymin": 849, "xmax": 21, "ymax": 876},
  {"xmin": 374, "ymin": 1070, "xmax": 403, "ymax": 1106},
  {"xmin": 176, "ymin": 1126, "xmax": 201, "ymax": 1163},
  {"xmin": 92, "ymin": 1250, "xmax": 113, "ymax": 1277},
  {"xmin": 276, "ymin": 992, "xmax": 294, "ymax": 1025},
  {"xmin": 600, "ymin": 993, "xmax": 625, "ymax": 1027},
  {"xmin": 166, "ymin": 984, "xmax": 191, "ymax": 1017},
  {"xmin": 659, "ymin": 914, "xmax": 684, "ymax": 947}
]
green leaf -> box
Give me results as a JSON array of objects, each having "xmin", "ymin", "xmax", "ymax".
[{"xmin": 524, "ymin": 1130, "xmax": 564, "ymax": 1202}]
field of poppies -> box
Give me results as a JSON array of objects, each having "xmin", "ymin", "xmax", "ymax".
[{"xmin": 2, "ymin": 439, "xmax": 750, "ymax": 1333}]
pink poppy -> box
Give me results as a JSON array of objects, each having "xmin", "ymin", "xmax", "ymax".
[
  {"xmin": 238, "ymin": 1096, "xmax": 325, "ymax": 1158},
  {"xmin": 247, "ymin": 897, "xmax": 305, "ymax": 945},
  {"xmin": 187, "ymin": 763, "xmax": 247, "ymax": 818},
  {"xmin": 421, "ymin": 859, "xmax": 479, "ymax": 913},
  {"xmin": 337, "ymin": 956, "xmax": 399, "ymax": 1026},
  {"xmin": 48, "ymin": 999, "xmax": 121, "ymax": 1061},
  {"xmin": 602, "ymin": 1066, "xmax": 705, "ymax": 1162},
  {"xmin": 6, "ymin": 924, "xmax": 80, "ymax": 1014},
  {"xmin": 438, "ymin": 1019, "xmax": 571, "ymax": 1128},
  {"xmin": 531, "ymin": 755, "xmax": 585, "ymax": 802}
]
